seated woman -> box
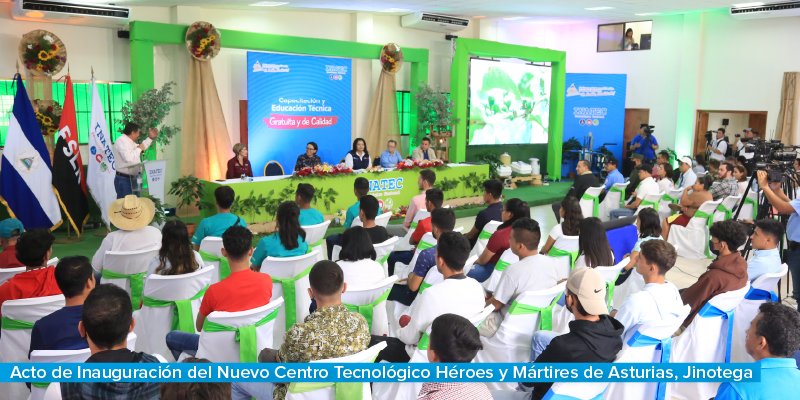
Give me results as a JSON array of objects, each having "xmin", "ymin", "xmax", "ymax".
[
  {"xmin": 344, "ymin": 138, "xmax": 371, "ymax": 170},
  {"xmin": 336, "ymin": 226, "xmax": 385, "ymax": 287},
  {"xmin": 540, "ymin": 196, "xmax": 582, "ymax": 255},
  {"xmin": 467, "ymin": 198, "xmax": 530, "ymax": 282},
  {"xmin": 617, "ymin": 207, "xmax": 661, "ymax": 284},
  {"xmin": 225, "ymin": 143, "xmax": 253, "ymax": 179},
  {"xmin": 574, "ymin": 217, "xmax": 615, "ymax": 269},
  {"xmin": 734, "ymin": 163, "xmax": 751, "ymax": 196},
  {"xmin": 148, "ymin": 220, "xmax": 204, "ymax": 275},
  {"xmin": 294, "ymin": 141, "xmax": 322, "ymax": 172},
  {"xmin": 654, "ymin": 162, "xmax": 674, "ymax": 193},
  {"xmin": 251, "ymin": 202, "xmax": 308, "ymax": 269},
  {"xmin": 662, "ymin": 174, "xmax": 714, "ymax": 241}
]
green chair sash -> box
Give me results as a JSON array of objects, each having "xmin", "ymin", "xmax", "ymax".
[
  {"xmin": 288, "ymin": 381, "xmax": 363, "ymax": 400},
  {"xmin": 662, "ymin": 193, "xmax": 680, "ymax": 205},
  {"xmin": 101, "ymin": 269, "xmax": 146, "ymax": 310},
  {"xmin": 1, "ymin": 316, "xmax": 34, "ymax": 330},
  {"xmin": 548, "ymin": 247, "xmax": 579, "ymax": 270},
  {"xmin": 609, "ymin": 185, "xmax": 627, "ymax": 207},
  {"xmin": 199, "ymin": 251, "xmax": 232, "ymax": 281},
  {"xmin": 639, "ymin": 198, "xmax": 660, "ymax": 211},
  {"xmin": 743, "ymin": 196, "xmax": 758, "ymax": 220},
  {"xmin": 417, "ymin": 240, "xmax": 435, "ymax": 251},
  {"xmin": 271, "ymin": 263, "xmax": 315, "ymax": 331},
  {"xmin": 31, "ymin": 382, "xmax": 49, "ymax": 389},
  {"xmin": 717, "ymin": 203, "xmax": 734, "ymax": 221},
  {"xmin": 418, "ymin": 282, "xmax": 432, "ymax": 294},
  {"xmin": 377, "ymin": 253, "xmax": 390, "ymax": 266},
  {"xmin": 507, "ymin": 292, "xmax": 563, "ymax": 331},
  {"xmin": 693, "ymin": 210, "xmax": 716, "ymax": 258},
  {"xmin": 417, "ymin": 331, "xmax": 431, "ymax": 350},
  {"xmin": 581, "ymin": 192, "xmax": 600, "ymax": 217},
  {"xmin": 495, "ymin": 258, "xmax": 514, "ymax": 272},
  {"xmin": 142, "ymin": 286, "xmax": 208, "ymax": 333},
  {"xmin": 343, "ymin": 288, "xmax": 391, "ymax": 330},
  {"xmin": 478, "ymin": 229, "xmax": 494, "ymax": 240},
  {"xmin": 202, "ymin": 307, "xmax": 279, "ymax": 363}
]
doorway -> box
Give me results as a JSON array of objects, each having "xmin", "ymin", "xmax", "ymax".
[
  {"xmin": 623, "ymin": 108, "xmax": 650, "ymax": 175},
  {"xmin": 693, "ymin": 110, "xmax": 768, "ymax": 155}
]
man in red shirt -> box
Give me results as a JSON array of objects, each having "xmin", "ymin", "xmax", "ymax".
[
  {"xmin": 409, "ymin": 188, "xmax": 444, "ymax": 246},
  {"xmin": 165, "ymin": 226, "xmax": 273, "ymax": 359},
  {"xmin": 0, "ymin": 229, "xmax": 61, "ymax": 317},
  {"xmin": 0, "ymin": 218, "xmax": 25, "ymax": 268}
]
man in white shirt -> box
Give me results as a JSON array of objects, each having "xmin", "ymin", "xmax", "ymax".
[
  {"xmin": 388, "ymin": 169, "xmax": 436, "ymax": 237},
  {"xmin": 708, "ymin": 128, "xmax": 728, "ymax": 162},
  {"xmin": 735, "ymin": 128, "xmax": 756, "ymax": 161},
  {"xmin": 611, "ymin": 240, "xmax": 685, "ymax": 340},
  {"xmin": 676, "ymin": 156, "xmax": 697, "ymax": 189},
  {"xmin": 91, "ymin": 195, "xmax": 162, "ymax": 273},
  {"xmin": 610, "ymin": 162, "xmax": 660, "ymax": 219},
  {"xmin": 482, "ymin": 218, "xmax": 559, "ymax": 336},
  {"xmin": 113, "ymin": 123, "xmax": 159, "ymax": 199}
]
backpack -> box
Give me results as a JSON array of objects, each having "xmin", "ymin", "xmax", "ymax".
[{"xmin": 722, "ymin": 137, "xmax": 733, "ymax": 158}]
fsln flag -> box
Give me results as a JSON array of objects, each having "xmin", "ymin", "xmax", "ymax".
[
  {"xmin": 53, "ymin": 75, "xmax": 89, "ymax": 235},
  {"xmin": 86, "ymin": 78, "xmax": 117, "ymax": 227},
  {"xmin": 0, "ymin": 74, "xmax": 62, "ymax": 229}
]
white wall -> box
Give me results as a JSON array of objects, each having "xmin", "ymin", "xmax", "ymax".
[{"xmin": 708, "ymin": 112, "xmax": 749, "ymax": 135}]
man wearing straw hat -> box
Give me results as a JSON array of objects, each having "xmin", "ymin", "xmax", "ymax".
[{"xmin": 91, "ymin": 195, "xmax": 162, "ymax": 274}]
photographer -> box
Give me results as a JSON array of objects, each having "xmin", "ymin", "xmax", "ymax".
[
  {"xmin": 630, "ymin": 124, "xmax": 659, "ymax": 162},
  {"xmin": 708, "ymin": 128, "xmax": 728, "ymax": 162},
  {"xmin": 735, "ymin": 128, "xmax": 756, "ymax": 161},
  {"xmin": 756, "ymin": 170, "xmax": 800, "ymax": 311}
]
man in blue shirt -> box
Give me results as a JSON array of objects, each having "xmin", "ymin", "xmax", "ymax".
[
  {"xmin": 747, "ymin": 219, "xmax": 783, "ymax": 281},
  {"xmin": 191, "ymin": 186, "xmax": 247, "ymax": 248},
  {"xmin": 465, "ymin": 179, "xmax": 504, "ymax": 247},
  {"xmin": 629, "ymin": 124, "xmax": 658, "ymax": 161},
  {"xmin": 295, "ymin": 183, "xmax": 324, "ymax": 226},
  {"xmin": 29, "ymin": 256, "xmax": 94, "ymax": 356},
  {"xmin": 676, "ymin": 156, "xmax": 698, "ymax": 189},
  {"xmin": 602, "ymin": 158, "xmax": 625, "ymax": 192},
  {"xmin": 715, "ymin": 302, "xmax": 800, "ymax": 399},
  {"xmin": 379, "ymin": 139, "xmax": 403, "ymax": 168}
]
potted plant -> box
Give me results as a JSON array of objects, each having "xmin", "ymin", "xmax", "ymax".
[
  {"xmin": 168, "ymin": 175, "xmax": 205, "ymax": 233},
  {"xmin": 415, "ymin": 84, "xmax": 458, "ymax": 161},
  {"xmin": 118, "ymin": 81, "xmax": 181, "ymax": 147}
]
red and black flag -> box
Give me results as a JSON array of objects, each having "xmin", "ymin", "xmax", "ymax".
[{"xmin": 52, "ymin": 75, "xmax": 89, "ymax": 234}]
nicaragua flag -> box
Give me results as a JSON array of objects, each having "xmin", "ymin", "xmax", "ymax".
[{"xmin": 0, "ymin": 74, "xmax": 62, "ymax": 230}]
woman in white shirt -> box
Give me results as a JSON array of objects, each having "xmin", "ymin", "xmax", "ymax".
[
  {"xmin": 734, "ymin": 164, "xmax": 750, "ymax": 196},
  {"xmin": 653, "ymin": 163, "xmax": 674, "ymax": 193},
  {"xmin": 336, "ymin": 226, "xmax": 385, "ymax": 287},
  {"xmin": 574, "ymin": 217, "xmax": 615, "ymax": 269},
  {"xmin": 148, "ymin": 220, "xmax": 204, "ymax": 275},
  {"xmin": 540, "ymin": 196, "xmax": 582, "ymax": 254},
  {"xmin": 614, "ymin": 208, "xmax": 662, "ymax": 306}
]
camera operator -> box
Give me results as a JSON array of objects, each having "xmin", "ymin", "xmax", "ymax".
[
  {"xmin": 756, "ymin": 170, "xmax": 800, "ymax": 311},
  {"xmin": 629, "ymin": 124, "xmax": 659, "ymax": 162},
  {"xmin": 708, "ymin": 128, "xmax": 729, "ymax": 162},
  {"xmin": 735, "ymin": 128, "xmax": 756, "ymax": 161}
]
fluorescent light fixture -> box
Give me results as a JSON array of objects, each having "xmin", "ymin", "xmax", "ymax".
[
  {"xmin": 733, "ymin": 2, "xmax": 765, "ymax": 7},
  {"xmin": 635, "ymin": 12, "xmax": 661, "ymax": 16},
  {"xmin": 585, "ymin": 6, "xmax": 615, "ymax": 11},
  {"xmin": 503, "ymin": 16, "xmax": 528, "ymax": 21},
  {"xmin": 379, "ymin": 8, "xmax": 412, "ymax": 13},
  {"xmin": 250, "ymin": 1, "xmax": 289, "ymax": 6},
  {"xmin": 473, "ymin": 15, "xmax": 486, "ymax": 19}
]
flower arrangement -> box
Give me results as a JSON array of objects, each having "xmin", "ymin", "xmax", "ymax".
[
  {"xmin": 33, "ymin": 100, "xmax": 62, "ymax": 137},
  {"xmin": 392, "ymin": 205, "xmax": 408, "ymax": 220},
  {"xmin": 185, "ymin": 21, "xmax": 221, "ymax": 61},
  {"xmin": 380, "ymin": 43, "xmax": 403, "ymax": 73},
  {"xmin": 395, "ymin": 159, "xmax": 446, "ymax": 170},
  {"xmin": 20, "ymin": 31, "xmax": 66, "ymax": 75},
  {"xmin": 119, "ymin": 82, "xmax": 181, "ymax": 146},
  {"xmin": 367, "ymin": 165, "xmax": 385, "ymax": 173},
  {"xmin": 295, "ymin": 163, "xmax": 353, "ymax": 177}
]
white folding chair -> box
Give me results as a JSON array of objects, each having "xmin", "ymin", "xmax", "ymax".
[
  {"xmin": 374, "ymin": 236, "xmax": 400, "ymax": 275},
  {"xmin": 198, "ymin": 237, "xmax": 228, "ymax": 284},
  {"xmin": 393, "ymin": 232, "xmax": 437, "ymax": 279},
  {"xmin": 580, "ymin": 186, "xmax": 604, "ymax": 218},
  {"xmin": 482, "ymin": 248, "xmax": 519, "ymax": 294},
  {"xmin": 714, "ymin": 195, "xmax": 741, "ymax": 223},
  {"xmin": 260, "ymin": 248, "xmax": 324, "ymax": 348},
  {"xmin": 635, "ymin": 192, "xmax": 664, "ymax": 215},
  {"xmin": 660, "ymin": 187, "xmax": 685, "ymax": 220},
  {"xmin": 604, "ymin": 305, "xmax": 690, "ymax": 400},
  {"xmin": 0, "ymin": 295, "xmax": 65, "ymax": 400},
  {"xmin": 196, "ymin": 298, "xmax": 284, "ymax": 363},
  {"xmin": 101, "ymin": 247, "xmax": 161, "ymax": 309},
  {"xmin": 594, "ymin": 257, "xmax": 629, "ymax": 308},
  {"xmin": 731, "ymin": 264, "xmax": 788, "ymax": 362},
  {"xmin": 342, "ymin": 276, "xmax": 399, "ymax": 336},
  {"xmin": 667, "ymin": 199, "xmax": 721, "ymax": 260},
  {"xmin": 133, "ymin": 266, "xmax": 215, "ymax": 359},
  {"xmin": 548, "ymin": 236, "xmax": 579, "ymax": 280},
  {"xmin": 29, "ymin": 348, "xmax": 91, "ymax": 400},
  {"xmin": 374, "ymin": 212, "xmax": 392, "ymax": 228},
  {"xmin": 0, "ymin": 267, "xmax": 25, "ymax": 285},
  {"xmin": 302, "ymin": 220, "xmax": 331, "ymax": 251},
  {"xmin": 393, "ymin": 210, "xmax": 431, "ymax": 252},
  {"xmin": 474, "ymin": 283, "xmax": 566, "ymax": 391},
  {"xmin": 470, "ymin": 220, "xmax": 502, "ymax": 257},
  {"xmin": 736, "ymin": 190, "xmax": 759, "ymax": 222},
  {"xmin": 286, "ymin": 342, "xmax": 387, "ymax": 400},
  {"xmin": 599, "ymin": 182, "xmax": 629, "ymax": 222},
  {"xmin": 669, "ymin": 285, "xmax": 750, "ymax": 400},
  {"xmin": 198, "ymin": 237, "xmax": 224, "ymax": 257}
]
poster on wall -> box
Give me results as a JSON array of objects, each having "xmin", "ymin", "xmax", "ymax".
[
  {"xmin": 247, "ymin": 52, "xmax": 352, "ymax": 176},
  {"xmin": 563, "ymin": 73, "xmax": 627, "ymax": 164}
]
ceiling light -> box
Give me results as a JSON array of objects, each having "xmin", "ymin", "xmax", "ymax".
[
  {"xmin": 250, "ymin": 1, "xmax": 289, "ymax": 6},
  {"xmin": 379, "ymin": 8, "xmax": 412, "ymax": 13},
  {"xmin": 733, "ymin": 2, "xmax": 765, "ymax": 7},
  {"xmin": 503, "ymin": 16, "xmax": 528, "ymax": 21},
  {"xmin": 585, "ymin": 6, "xmax": 615, "ymax": 11},
  {"xmin": 25, "ymin": 11, "xmax": 45, "ymax": 18},
  {"xmin": 473, "ymin": 15, "xmax": 486, "ymax": 19},
  {"xmin": 635, "ymin": 12, "xmax": 661, "ymax": 16}
]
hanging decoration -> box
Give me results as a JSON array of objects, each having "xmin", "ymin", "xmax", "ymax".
[
  {"xmin": 33, "ymin": 99, "xmax": 63, "ymax": 138},
  {"xmin": 19, "ymin": 30, "xmax": 66, "ymax": 76},
  {"xmin": 186, "ymin": 21, "xmax": 221, "ymax": 61},
  {"xmin": 380, "ymin": 43, "xmax": 403, "ymax": 73}
]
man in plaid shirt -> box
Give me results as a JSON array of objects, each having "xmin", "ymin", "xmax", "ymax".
[{"xmin": 710, "ymin": 161, "xmax": 739, "ymax": 201}]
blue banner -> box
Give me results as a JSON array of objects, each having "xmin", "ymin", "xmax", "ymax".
[
  {"xmin": 247, "ymin": 52, "xmax": 352, "ymax": 176},
  {"xmin": 563, "ymin": 73, "xmax": 627, "ymax": 174}
]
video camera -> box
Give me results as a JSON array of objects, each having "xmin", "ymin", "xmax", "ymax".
[
  {"xmin": 745, "ymin": 139, "xmax": 798, "ymax": 182},
  {"xmin": 642, "ymin": 125, "xmax": 655, "ymax": 136},
  {"xmin": 704, "ymin": 130, "xmax": 714, "ymax": 146}
]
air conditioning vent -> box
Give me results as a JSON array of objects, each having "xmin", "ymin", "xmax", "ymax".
[
  {"xmin": 13, "ymin": 0, "xmax": 130, "ymax": 27},
  {"xmin": 401, "ymin": 12, "xmax": 470, "ymax": 33},
  {"xmin": 730, "ymin": 1, "xmax": 800, "ymax": 19}
]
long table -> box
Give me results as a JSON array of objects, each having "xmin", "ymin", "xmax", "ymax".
[{"xmin": 200, "ymin": 164, "xmax": 490, "ymax": 221}]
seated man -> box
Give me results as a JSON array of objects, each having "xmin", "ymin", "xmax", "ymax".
[
  {"xmin": 92, "ymin": 195, "xmax": 162, "ymax": 272},
  {"xmin": 552, "ymin": 160, "xmax": 601, "ymax": 222},
  {"xmin": 465, "ymin": 180, "xmax": 504, "ymax": 246},
  {"xmin": 676, "ymin": 156, "xmax": 697, "ymax": 189},
  {"xmin": 192, "ymin": 186, "xmax": 248, "ymax": 249},
  {"xmin": 611, "ymin": 240, "xmax": 685, "ymax": 340},
  {"xmin": 482, "ymin": 218, "xmax": 559, "ymax": 337},
  {"xmin": 60, "ymin": 284, "xmax": 160, "ymax": 399},
  {"xmin": 521, "ymin": 268, "xmax": 624, "ymax": 399},
  {"xmin": 0, "ymin": 218, "xmax": 24, "ymax": 268},
  {"xmin": 716, "ymin": 302, "xmax": 800, "ymax": 399},
  {"xmin": 388, "ymin": 169, "xmax": 437, "ymax": 238},
  {"xmin": 166, "ymin": 226, "xmax": 273, "ymax": 359},
  {"xmin": 326, "ymin": 177, "xmax": 371, "ymax": 258},
  {"xmin": 601, "ymin": 158, "xmax": 625, "ymax": 194},
  {"xmin": 231, "ymin": 260, "xmax": 370, "ymax": 400},
  {"xmin": 295, "ymin": 183, "xmax": 324, "ymax": 226},
  {"xmin": 680, "ymin": 220, "xmax": 748, "ymax": 328},
  {"xmin": 411, "ymin": 136, "xmax": 438, "ymax": 161},
  {"xmin": 29, "ymin": 256, "xmax": 95, "ymax": 355},
  {"xmin": 387, "ymin": 188, "xmax": 443, "ymax": 275},
  {"xmin": 610, "ymin": 162, "xmax": 659, "ymax": 219},
  {"xmin": 387, "ymin": 208, "xmax": 456, "ymax": 306},
  {"xmin": 419, "ymin": 314, "xmax": 492, "ymax": 400},
  {"xmin": 328, "ymin": 195, "xmax": 389, "ymax": 260},
  {"xmin": 0, "ymin": 230, "xmax": 61, "ymax": 317},
  {"xmin": 710, "ymin": 161, "xmax": 739, "ymax": 201},
  {"xmin": 379, "ymin": 139, "xmax": 403, "ymax": 168},
  {"xmin": 747, "ymin": 219, "xmax": 783, "ymax": 281},
  {"xmin": 373, "ymin": 232, "xmax": 485, "ymax": 363}
]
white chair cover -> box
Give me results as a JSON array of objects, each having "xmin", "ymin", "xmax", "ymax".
[
  {"xmin": 393, "ymin": 210, "xmax": 431, "ymax": 252},
  {"xmin": 580, "ymin": 186, "xmax": 604, "ymax": 218},
  {"xmin": 635, "ymin": 191, "xmax": 665, "ymax": 215},
  {"xmin": 736, "ymin": 190, "xmax": 759, "ymax": 222},
  {"xmin": 47, "ymin": 258, "xmax": 59, "ymax": 266},
  {"xmin": 393, "ymin": 232, "xmax": 437, "ymax": 279},
  {"xmin": 198, "ymin": 237, "xmax": 225, "ymax": 284},
  {"xmin": 604, "ymin": 305, "xmax": 690, "ymax": 400},
  {"xmin": 660, "ymin": 187, "xmax": 685, "ymax": 221},
  {"xmin": 594, "ymin": 257, "xmax": 629, "ymax": 308},
  {"xmin": 341, "ymin": 276, "xmax": 399, "ymax": 336},
  {"xmin": 102, "ymin": 247, "xmax": 161, "ymax": 308},
  {"xmin": 198, "ymin": 237, "xmax": 224, "ymax": 257},
  {"xmin": 545, "ymin": 382, "xmax": 609, "ymax": 400},
  {"xmin": 482, "ymin": 248, "xmax": 519, "ymax": 294},
  {"xmin": 374, "ymin": 212, "xmax": 392, "ymax": 228},
  {"xmin": 196, "ymin": 298, "xmax": 284, "ymax": 363},
  {"xmin": 261, "ymin": 248, "xmax": 324, "ymax": 348},
  {"xmin": 470, "ymin": 220, "xmax": 503, "ymax": 257},
  {"xmin": 0, "ymin": 267, "xmax": 25, "ymax": 285},
  {"xmin": 731, "ymin": 264, "xmax": 788, "ymax": 362},
  {"xmin": 612, "ymin": 269, "xmax": 645, "ymax": 311},
  {"xmin": 374, "ymin": 236, "xmax": 400, "ymax": 275},
  {"xmin": 714, "ymin": 195, "xmax": 742, "ymax": 223},
  {"xmin": 133, "ymin": 266, "xmax": 215, "ymax": 359},
  {"xmin": 286, "ymin": 342, "xmax": 387, "ymax": 400},
  {"xmin": 29, "ymin": 349, "xmax": 91, "ymax": 400},
  {"xmin": 302, "ymin": 220, "xmax": 331, "ymax": 251},
  {"xmin": 474, "ymin": 283, "xmax": 567, "ymax": 391},
  {"xmin": 667, "ymin": 199, "xmax": 722, "ymax": 260},
  {"xmin": 550, "ymin": 236, "xmax": 579, "ymax": 280},
  {"xmin": 0, "ymin": 295, "xmax": 65, "ymax": 400},
  {"xmin": 669, "ymin": 284, "xmax": 750, "ymax": 400},
  {"xmin": 600, "ymin": 182, "xmax": 629, "ymax": 222}
]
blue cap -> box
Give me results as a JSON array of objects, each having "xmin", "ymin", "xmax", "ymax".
[{"xmin": 0, "ymin": 218, "xmax": 25, "ymax": 239}]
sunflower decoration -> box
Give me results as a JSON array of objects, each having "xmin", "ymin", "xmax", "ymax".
[
  {"xmin": 380, "ymin": 43, "xmax": 403, "ymax": 73},
  {"xmin": 33, "ymin": 99, "xmax": 63, "ymax": 137},
  {"xmin": 186, "ymin": 21, "xmax": 221, "ymax": 61},
  {"xmin": 19, "ymin": 30, "xmax": 67, "ymax": 76}
]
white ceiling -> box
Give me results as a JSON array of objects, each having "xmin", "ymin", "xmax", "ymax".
[{"xmin": 98, "ymin": 0, "xmax": 742, "ymax": 19}]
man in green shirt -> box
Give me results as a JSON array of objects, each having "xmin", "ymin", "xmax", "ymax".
[
  {"xmin": 191, "ymin": 186, "xmax": 247, "ymax": 248},
  {"xmin": 295, "ymin": 183, "xmax": 324, "ymax": 226}
]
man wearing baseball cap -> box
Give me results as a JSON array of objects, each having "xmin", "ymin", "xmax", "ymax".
[
  {"xmin": 676, "ymin": 156, "xmax": 698, "ymax": 189},
  {"xmin": 0, "ymin": 218, "xmax": 25, "ymax": 268},
  {"xmin": 520, "ymin": 268, "xmax": 623, "ymax": 399}
]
